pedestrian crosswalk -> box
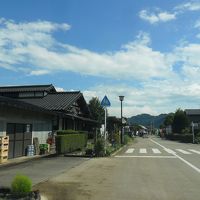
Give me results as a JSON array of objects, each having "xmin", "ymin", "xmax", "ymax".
[
  {"xmin": 189, "ymin": 149, "xmax": 200, "ymax": 155},
  {"xmin": 152, "ymin": 148, "xmax": 161, "ymax": 154},
  {"xmin": 125, "ymin": 148, "xmax": 200, "ymax": 155},
  {"xmin": 140, "ymin": 148, "xmax": 147, "ymax": 154},
  {"xmin": 176, "ymin": 149, "xmax": 191, "ymax": 154},
  {"xmin": 126, "ymin": 148, "xmax": 134, "ymax": 153}
]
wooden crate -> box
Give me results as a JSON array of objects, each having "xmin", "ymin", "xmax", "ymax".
[
  {"xmin": 0, "ymin": 155, "xmax": 8, "ymax": 164},
  {"xmin": 0, "ymin": 149, "xmax": 8, "ymax": 157},
  {"xmin": 0, "ymin": 143, "xmax": 9, "ymax": 150},
  {"xmin": 0, "ymin": 136, "xmax": 9, "ymax": 144}
]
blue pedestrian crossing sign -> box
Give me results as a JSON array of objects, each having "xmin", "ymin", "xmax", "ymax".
[{"xmin": 101, "ymin": 95, "xmax": 111, "ymax": 107}]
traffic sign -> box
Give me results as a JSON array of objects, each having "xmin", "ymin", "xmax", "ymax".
[{"xmin": 101, "ymin": 95, "xmax": 111, "ymax": 107}]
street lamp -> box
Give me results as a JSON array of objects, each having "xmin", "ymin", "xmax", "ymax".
[
  {"xmin": 119, "ymin": 96, "xmax": 124, "ymax": 144},
  {"xmin": 191, "ymin": 121, "xmax": 195, "ymax": 144}
]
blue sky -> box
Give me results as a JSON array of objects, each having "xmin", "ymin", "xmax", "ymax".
[{"xmin": 1, "ymin": 0, "xmax": 200, "ymax": 117}]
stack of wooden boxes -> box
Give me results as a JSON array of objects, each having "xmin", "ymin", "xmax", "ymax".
[{"xmin": 0, "ymin": 136, "xmax": 9, "ymax": 164}]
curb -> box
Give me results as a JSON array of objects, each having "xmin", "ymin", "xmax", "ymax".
[
  {"xmin": 64, "ymin": 154, "xmax": 93, "ymax": 158},
  {"xmin": 0, "ymin": 153, "xmax": 57, "ymax": 169},
  {"xmin": 111, "ymin": 139, "xmax": 136, "ymax": 157},
  {"xmin": 111, "ymin": 145, "xmax": 127, "ymax": 157}
]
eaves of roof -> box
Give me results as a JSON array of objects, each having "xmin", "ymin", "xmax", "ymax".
[
  {"xmin": 64, "ymin": 113, "xmax": 99, "ymax": 124},
  {"xmin": 185, "ymin": 109, "xmax": 200, "ymax": 115},
  {"xmin": 0, "ymin": 84, "xmax": 56, "ymax": 93},
  {"xmin": 19, "ymin": 91, "xmax": 82, "ymax": 111},
  {"xmin": 0, "ymin": 95, "xmax": 56, "ymax": 116}
]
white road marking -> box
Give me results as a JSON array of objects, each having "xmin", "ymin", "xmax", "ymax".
[
  {"xmin": 150, "ymin": 138, "xmax": 200, "ymax": 174},
  {"xmin": 115, "ymin": 155, "xmax": 176, "ymax": 158},
  {"xmin": 176, "ymin": 149, "xmax": 191, "ymax": 154},
  {"xmin": 163, "ymin": 148, "xmax": 176, "ymax": 155},
  {"xmin": 125, "ymin": 148, "xmax": 134, "ymax": 154},
  {"xmin": 152, "ymin": 148, "xmax": 161, "ymax": 154},
  {"xmin": 140, "ymin": 148, "xmax": 147, "ymax": 153},
  {"xmin": 189, "ymin": 149, "xmax": 200, "ymax": 155}
]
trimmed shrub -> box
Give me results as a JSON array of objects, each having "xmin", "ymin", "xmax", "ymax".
[
  {"xmin": 114, "ymin": 132, "xmax": 121, "ymax": 144},
  {"xmin": 94, "ymin": 139, "xmax": 105, "ymax": 157},
  {"xmin": 57, "ymin": 130, "xmax": 79, "ymax": 135},
  {"xmin": 11, "ymin": 174, "xmax": 32, "ymax": 197},
  {"xmin": 56, "ymin": 133, "xmax": 88, "ymax": 154},
  {"xmin": 181, "ymin": 128, "xmax": 190, "ymax": 134},
  {"xmin": 124, "ymin": 135, "xmax": 133, "ymax": 145},
  {"xmin": 195, "ymin": 133, "xmax": 200, "ymax": 144}
]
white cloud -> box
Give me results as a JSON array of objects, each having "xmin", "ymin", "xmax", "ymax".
[
  {"xmin": 139, "ymin": 9, "xmax": 176, "ymax": 24},
  {"xmin": 196, "ymin": 33, "xmax": 200, "ymax": 38},
  {"xmin": 194, "ymin": 19, "xmax": 200, "ymax": 28},
  {"xmin": 0, "ymin": 19, "xmax": 173, "ymax": 81},
  {"xmin": 139, "ymin": 2, "xmax": 200, "ymax": 25},
  {"xmin": 173, "ymin": 43, "xmax": 200, "ymax": 80},
  {"xmin": 175, "ymin": 1, "xmax": 200, "ymax": 12},
  {"xmin": 30, "ymin": 69, "xmax": 50, "ymax": 76},
  {"xmin": 55, "ymin": 87, "xmax": 65, "ymax": 92},
  {"xmin": 0, "ymin": 18, "xmax": 70, "ymax": 33},
  {"xmin": 1, "ymin": 18, "xmax": 200, "ymax": 117},
  {"xmin": 83, "ymin": 77, "xmax": 200, "ymax": 117},
  {"xmin": 193, "ymin": 19, "xmax": 200, "ymax": 38}
]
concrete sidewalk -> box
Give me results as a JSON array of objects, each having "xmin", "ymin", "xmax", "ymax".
[{"xmin": 0, "ymin": 153, "xmax": 57, "ymax": 169}]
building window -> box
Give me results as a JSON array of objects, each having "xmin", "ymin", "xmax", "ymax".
[
  {"xmin": 26, "ymin": 124, "xmax": 31, "ymax": 132},
  {"xmin": 35, "ymin": 91, "xmax": 44, "ymax": 97},
  {"xmin": 19, "ymin": 92, "xmax": 34, "ymax": 98}
]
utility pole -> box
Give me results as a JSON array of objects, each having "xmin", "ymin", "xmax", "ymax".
[{"xmin": 119, "ymin": 96, "xmax": 124, "ymax": 144}]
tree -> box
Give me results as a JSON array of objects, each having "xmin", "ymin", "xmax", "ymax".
[
  {"xmin": 88, "ymin": 97, "xmax": 105, "ymax": 123},
  {"xmin": 172, "ymin": 109, "xmax": 189, "ymax": 134},
  {"xmin": 164, "ymin": 113, "xmax": 174, "ymax": 127}
]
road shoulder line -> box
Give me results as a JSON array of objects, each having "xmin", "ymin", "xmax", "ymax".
[{"xmin": 150, "ymin": 138, "xmax": 200, "ymax": 174}]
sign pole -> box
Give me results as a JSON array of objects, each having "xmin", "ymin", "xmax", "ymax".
[
  {"xmin": 100, "ymin": 95, "xmax": 111, "ymax": 156},
  {"xmin": 104, "ymin": 107, "xmax": 107, "ymax": 154}
]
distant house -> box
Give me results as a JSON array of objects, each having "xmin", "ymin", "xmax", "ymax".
[
  {"xmin": 185, "ymin": 109, "xmax": 200, "ymax": 123},
  {"xmin": 185, "ymin": 109, "xmax": 200, "ymax": 130},
  {"xmin": 0, "ymin": 84, "xmax": 97, "ymax": 159}
]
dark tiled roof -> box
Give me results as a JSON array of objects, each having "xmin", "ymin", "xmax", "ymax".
[
  {"xmin": 0, "ymin": 84, "xmax": 56, "ymax": 93},
  {"xmin": 185, "ymin": 109, "xmax": 200, "ymax": 115},
  {"xmin": 65, "ymin": 113, "xmax": 98, "ymax": 123},
  {"xmin": 0, "ymin": 95, "xmax": 55, "ymax": 115},
  {"xmin": 19, "ymin": 91, "xmax": 82, "ymax": 111}
]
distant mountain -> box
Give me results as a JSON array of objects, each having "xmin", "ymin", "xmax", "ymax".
[{"xmin": 128, "ymin": 113, "xmax": 167, "ymax": 128}]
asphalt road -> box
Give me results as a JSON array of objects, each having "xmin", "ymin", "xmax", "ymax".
[
  {"xmin": 0, "ymin": 156, "xmax": 89, "ymax": 187},
  {"xmin": 2, "ymin": 137, "xmax": 200, "ymax": 200},
  {"xmin": 113, "ymin": 136, "xmax": 200, "ymax": 200},
  {"xmin": 36, "ymin": 136, "xmax": 200, "ymax": 200}
]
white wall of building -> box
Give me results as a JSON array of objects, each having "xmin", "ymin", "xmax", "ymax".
[{"xmin": 0, "ymin": 105, "xmax": 54, "ymax": 144}]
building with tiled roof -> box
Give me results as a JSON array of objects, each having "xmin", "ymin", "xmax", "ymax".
[{"xmin": 0, "ymin": 84, "xmax": 97, "ymax": 159}]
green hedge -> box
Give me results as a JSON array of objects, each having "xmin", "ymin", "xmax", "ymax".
[
  {"xmin": 165, "ymin": 134, "xmax": 193, "ymax": 143},
  {"xmin": 56, "ymin": 133, "xmax": 88, "ymax": 154},
  {"xmin": 57, "ymin": 130, "xmax": 88, "ymax": 135}
]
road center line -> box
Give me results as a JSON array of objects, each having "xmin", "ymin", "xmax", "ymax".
[{"xmin": 150, "ymin": 138, "xmax": 200, "ymax": 174}]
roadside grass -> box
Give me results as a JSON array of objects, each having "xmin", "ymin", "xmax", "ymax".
[{"xmin": 77, "ymin": 136, "xmax": 135, "ymax": 157}]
